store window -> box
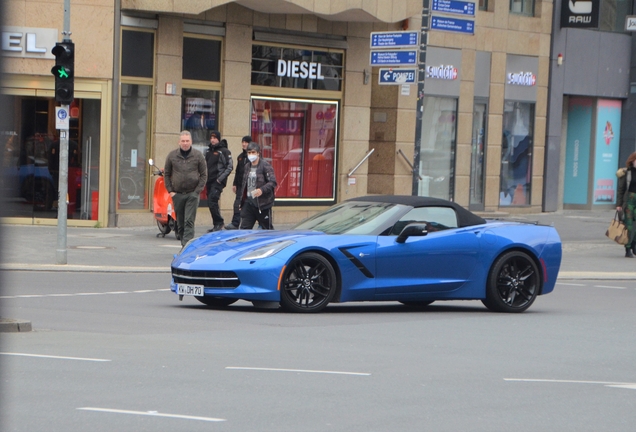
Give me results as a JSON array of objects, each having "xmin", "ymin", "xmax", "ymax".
[
  {"xmin": 510, "ymin": 0, "xmax": 534, "ymax": 15},
  {"xmin": 118, "ymin": 29, "xmax": 154, "ymax": 210},
  {"xmin": 1, "ymin": 95, "xmax": 101, "ymax": 220},
  {"xmin": 250, "ymin": 97, "xmax": 338, "ymax": 200},
  {"xmin": 599, "ymin": 0, "xmax": 633, "ymax": 32},
  {"xmin": 182, "ymin": 35, "xmax": 222, "ymax": 207},
  {"xmin": 500, "ymin": 101, "xmax": 534, "ymax": 206},
  {"xmin": 251, "ymin": 45, "xmax": 343, "ymax": 91},
  {"xmin": 416, "ymin": 97, "xmax": 457, "ymax": 201}
]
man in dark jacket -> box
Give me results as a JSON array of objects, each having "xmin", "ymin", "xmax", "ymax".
[
  {"xmin": 164, "ymin": 131, "xmax": 207, "ymax": 246},
  {"xmin": 205, "ymin": 130, "xmax": 233, "ymax": 231},
  {"xmin": 226, "ymin": 135, "xmax": 251, "ymax": 230},
  {"xmin": 239, "ymin": 142, "xmax": 277, "ymax": 230}
]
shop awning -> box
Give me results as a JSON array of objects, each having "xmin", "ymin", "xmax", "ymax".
[{"xmin": 121, "ymin": 0, "xmax": 421, "ymax": 23}]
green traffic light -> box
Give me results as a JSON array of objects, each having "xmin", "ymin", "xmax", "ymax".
[
  {"xmin": 57, "ymin": 68, "xmax": 69, "ymax": 79},
  {"xmin": 51, "ymin": 65, "xmax": 71, "ymax": 79}
]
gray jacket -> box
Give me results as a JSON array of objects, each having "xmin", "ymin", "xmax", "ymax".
[{"xmin": 164, "ymin": 148, "xmax": 207, "ymax": 195}]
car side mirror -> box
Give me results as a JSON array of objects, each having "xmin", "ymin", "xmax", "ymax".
[{"xmin": 396, "ymin": 223, "xmax": 428, "ymax": 244}]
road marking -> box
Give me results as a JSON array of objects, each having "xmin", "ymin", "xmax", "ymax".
[
  {"xmin": 0, "ymin": 288, "xmax": 170, "ymax": 299},
  {"xmin": 226, "ymin": 366, "xmax": 371, "ymax": 376},
  {"xmin": 555, "ymin": 282, "xmax": 586, "ymax": 286},
  {"xmin": 160, "ymin": 244, "xmax": 183, "ymax": 248},
  {"xmin": 0, "ymin": 352, "xmax": 111, "ymax": 362},
  {"xmin": 77, "ymin": 407, "xmax": 226, "ymax": 422},
  {"xmin": 505, "ymin": 378, "xmax": 636, "ymax": 390},
  {"xmin": 593, "ymin": 285, "xmax": 626, "ymax": 289}
]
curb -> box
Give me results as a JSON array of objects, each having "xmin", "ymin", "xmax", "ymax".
[
  {"xmin": 0, "ymin": 318, "xmax": 32, "ymax": 332},
  {"xmin": 558, "ymin": 271, "xmax": 636, "ymax": 280},
  {"xmin": 0, "ymin": 264, "xmax": 170, "ymax": 273}
]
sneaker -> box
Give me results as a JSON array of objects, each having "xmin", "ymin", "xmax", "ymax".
[
  {"xmin": 626, "ymin": 249, "xmax": 633, "ymax": 258},
  {"xmin": 212, "ymin": 223, "xmax": 225, "ymax": 232},
  {"xmin": 225, "ymin": 223, "xmax": 237, "ymax": 230}
]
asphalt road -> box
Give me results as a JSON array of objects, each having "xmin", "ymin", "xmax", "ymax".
[{"xmin": 1, "ymin": 271, "xmax": 635, "ymax": 431}]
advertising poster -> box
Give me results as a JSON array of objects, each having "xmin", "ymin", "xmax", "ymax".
[
  {"xmin": 563, "ymin": 98, "xmax": 592, "ymax": 204},
  {"xmin": 592, "ymin": 99, "xmax": 621, "ymax": 205}
]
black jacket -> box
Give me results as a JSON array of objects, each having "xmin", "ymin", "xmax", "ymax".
[
  {"xmin": 617, "ymin": 167, "xmax": 636, "ymax": 208},
  {"xmin": 240, "ymin": 158, "xmax": 277, "ymax": 209},
  {"xmin": 205, "ymin": 139, "xmax": 233, "ymax": 188},
  {"xmin": 233, "ymin": 149, "xmax": 248, "ymax": 189}
]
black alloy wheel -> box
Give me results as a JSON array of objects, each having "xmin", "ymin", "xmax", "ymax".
[
  {"xmin": 482, "ymin": 251, "xmax": 540, "ymax": 313},
  {"xmin": 280, "ymin": 252, "xmax": 337, "ymax": 313},
  {"xmin": 196, "ymin": 296, "xmax": 238, "ymax": 308}
]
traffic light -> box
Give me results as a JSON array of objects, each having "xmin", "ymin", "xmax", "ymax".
[{"xmin": 51, "ymin": 41, "xmax": 74, "ymax": 104}]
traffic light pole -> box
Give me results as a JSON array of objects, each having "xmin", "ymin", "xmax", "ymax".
[{"xmin": 56, "ymin": 0, "xmax": 71, "ymax": 264}]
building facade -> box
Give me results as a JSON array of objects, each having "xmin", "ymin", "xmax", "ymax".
[
  {"xmin": 2, "ymin": 0, "xmax": 565, "ymax": 228},
  {"xmin": 544, "ymin": 0, "xmax": 635, "ymax": 211}
]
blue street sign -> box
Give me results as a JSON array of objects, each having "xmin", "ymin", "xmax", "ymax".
[
  {"xmin": 370, "ymin": 50, "xmax": 418, "ymax": 66},
  {"xmin": 432, "ymin": 0, "xmax": 475, "ymax": 16},
  {"xmin": 431, "ymin": 16, "xmax": 475, "ymax": 34},
  {"xmin": 378, "ymin": 68, "xmax": 417, "ymax": 85},
  {"xmin": 370, "ymin": 31, "xmax": 420, "ymax": 49}
]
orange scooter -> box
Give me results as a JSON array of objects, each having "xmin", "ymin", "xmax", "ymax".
[{"xmin": 148, "ymin": 159, "xmax": 179, "ymax": 239}]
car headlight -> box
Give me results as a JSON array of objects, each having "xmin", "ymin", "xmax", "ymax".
[{"xmin": 239, "ymin": 240, "xmax": 295, "ymax": 261}]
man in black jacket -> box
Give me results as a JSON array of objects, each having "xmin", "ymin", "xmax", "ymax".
[
  {"xmin": 239, "ymin": 142, "xmax": 277, "ymax": 230},
  {"xmin": 226, "ymin": 135, "xmax": 251, "ymax": 230},
  {"xmin": 205, "ymin": 130, "xmax": 233, "ymax": 232}
]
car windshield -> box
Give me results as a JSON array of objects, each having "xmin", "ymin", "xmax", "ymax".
[{"xmin": 293, "ymin": 201, "xmax": 407, "ymax": 234}]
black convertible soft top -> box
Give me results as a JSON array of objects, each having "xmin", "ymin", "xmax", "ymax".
[{"xmin": 347, "ymin": 195, "xmax": 486, "ymax": 228}]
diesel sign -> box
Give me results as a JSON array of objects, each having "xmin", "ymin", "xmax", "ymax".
[{"xmin": 1, "ymin": 26, "xmax": 58, "ymax": 59}]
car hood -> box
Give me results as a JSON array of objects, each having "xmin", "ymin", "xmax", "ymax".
[{"xmin": 174, "ymin": 230, "xmax": 322, "ymax": 265}]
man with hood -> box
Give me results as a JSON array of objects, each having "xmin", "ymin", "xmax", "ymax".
[{"xmin": 205, "ymin": 130, "xmax": 233, "ymax": 231}]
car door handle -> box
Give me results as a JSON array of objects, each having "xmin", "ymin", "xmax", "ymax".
[{"xmin": 359, "ymin": 252, "xmax": 370, "ymax": 257}]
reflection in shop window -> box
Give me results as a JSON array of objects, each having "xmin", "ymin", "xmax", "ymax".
[
  {"xmin": 118, "ymin": 84, "xmax": 150, "ymax": 210},
  {"xmin": 417, "ymin": 97, "xmax": 457, "ymax": 201},
  {"xmin": 181, "ymin": 88, "xmax": 220, "ymax": 207},
  {"xmin": 250, "ymin": 97, "xmax": 338, "ymax": 200},
  {"xmin": 500, "ymin": 101, "xmax": 534, "ymax": 206},
  {"xmin": 1, "ymin": 95, "xmax": 101, "ymax": 220}
]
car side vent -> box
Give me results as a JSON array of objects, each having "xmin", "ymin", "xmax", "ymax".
[{"xmin": 338, "ymin": 248, "xmax": 374, "ymax": 278}]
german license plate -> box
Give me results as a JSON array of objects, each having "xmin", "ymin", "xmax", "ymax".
[{"xmin": 177, "ymin": 283, "xmax": 204, "ymax": 297}]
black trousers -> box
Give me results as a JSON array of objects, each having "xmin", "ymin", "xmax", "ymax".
[
  {"xmin": 239, "ymin": 201, "xmax": 273, "ymax": 230},
  {"xmin": 230, "ymin": 191, "xmax": 241, "ymax": 226},
  {"xmin": 206, "ymin": 183, "xmax": 224, "ymax": 226}
]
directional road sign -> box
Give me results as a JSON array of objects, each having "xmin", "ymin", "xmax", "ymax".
[
  {"xmin": 432, "ymin": 0, "xmax": 475, "ymax": 16},
  {"xmin": 378, "ymin": 68, "xmax": 417, "ymax": 85},
  {"xmin": 370, "ymin": 50, "xmax": 418, "ymax": 66},
  {"xmin": 370, "ymin": 31, "xmax": 419, "ymax": 49},
  {"xmin": 431, "ymin": 16, "xmax": 475, "ymax": 34}
]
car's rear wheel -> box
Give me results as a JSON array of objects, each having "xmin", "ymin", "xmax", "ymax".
[
  {"xmin": 196, "ymin": 296, "xmax": 238, "ymax": 308},
  {"xmin": 280, "ymin": 252, "xmax": 337, "ymax": 313},
  {"xmin": 482, "ymin": 251, "xmax": 540, "ymax": 313},
  {"xmin": 400, "ymin": 301, "xmax": 434, "ymax": 308}
]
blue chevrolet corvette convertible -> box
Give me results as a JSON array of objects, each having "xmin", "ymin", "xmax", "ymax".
[{"xmin": 170, "ymin": 196, "xmax": 562, "ymax": 313}]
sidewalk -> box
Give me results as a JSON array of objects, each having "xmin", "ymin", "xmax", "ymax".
[{"xmin": 1, "ymin": 209, "xmax": 635, "ymax": 280}]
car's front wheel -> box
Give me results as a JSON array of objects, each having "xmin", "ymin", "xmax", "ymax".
[
  {"xmin": 280, "ymin": 252, "xmax": 337, "ymax": 313},
  {"xmin": 482, "ymin": 251, "xmax": 540, "ymax": 313},
  {"xmin": 196, "ymin": 296, "xmax": 238, "ymax": 308}
]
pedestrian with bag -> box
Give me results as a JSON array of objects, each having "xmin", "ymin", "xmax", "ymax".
[
  {"xmin": 225, "ymin": 135, "xmax": 251, "ymax": 230},
  {"xmin": 205, "ymin": 130, "xmax": 233, "ymax": 232},
  {"xmin": 239, "ymin": 142, "xmax": 277, "ymax": 230},
  {"xmin": 616, "ymin": 151, "xmax": 636, "ymax": 257},
  {"xmin": 164, "ymin": 131, "xmax": 207, "ymax": 246}
]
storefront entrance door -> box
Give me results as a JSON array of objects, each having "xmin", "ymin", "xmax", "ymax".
[{"xmin": 1, "ymin": 95, "xmax": 101, "ymax": 222}]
